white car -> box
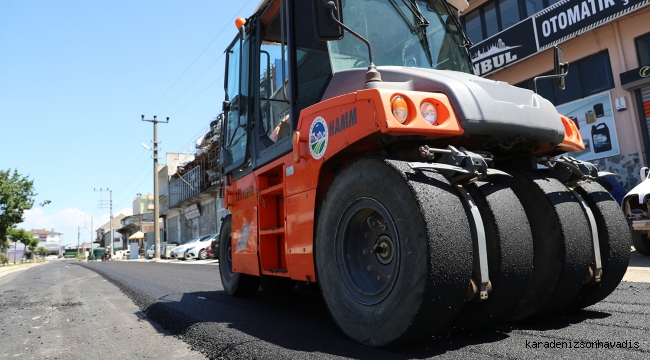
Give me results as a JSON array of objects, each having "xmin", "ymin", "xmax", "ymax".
[
  {"xmin": 146, "ymin": 245, "xmax": 155, "ymax": 258},
  {"xmin": 170, "ymin": 234, "xmax": 213, "ymax": 260},
  {"xmin": 624, "ymin": 167, "xmax": 650, "ymax": 256},
  {"xmin": 45, "ymin": 255, "xmax": 58, "ymax": 260},
  {"xmin": 185, "ymin": 234, "xmax": 218, "ymax": 260}
]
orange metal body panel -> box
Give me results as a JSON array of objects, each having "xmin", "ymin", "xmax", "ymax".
[
  {"xmin": 226, "ymin": 89, "xmax": 464, "ymax": 281},
  {"xmin": 227, "ymin": 173, "xmax": 259, "ymax": 276}
]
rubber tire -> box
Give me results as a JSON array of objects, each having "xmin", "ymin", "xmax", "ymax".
[
  {"xmin": 260, "ymin": 276, "xmax": 297, "ymax": 293},
  {"xmin": 315, "ymin": 158, "xmax": 472, "ymax": 347},
  {"xmin": 449, "ymin": 172, "xmax": 534, "ymax": 331},
  {"xmin": 566, "ymin": 180, "xmax": 631, "ymax": 309},
  {"xmin": 632, "ymin": 231, "xmax": 650, "ymax": 256},
  {"xmin": 198, "ymin": 249, "xmax": 207, "ymax": 260},
  {"xmin": 219, "ymin": 215, "xmax": 260, "ymax": 296},
  {"xmin": 501, "ymin": 169, "xmax": 592, "ymax": 321}
]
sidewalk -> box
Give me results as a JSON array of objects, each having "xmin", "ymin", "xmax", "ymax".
[
  {"xmin": 622, "ymin": 248, "xmax": 650, "ymax": 282},
  {"xmin": 0, "ymin": 261, "xmax": 47, "ymax": 278}
]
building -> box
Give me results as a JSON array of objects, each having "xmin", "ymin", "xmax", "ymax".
[
  {"xmin": 461, "ymin": 0, "xmax": 650, "ymax": 189},
  {"xmin": 96, "ymin": 214, "xmax": 126, "ymax": 248},
  {"xmin": 28, "ymin": 229, "xmax": 62, "ymax": 256},
  {"xmin": 160, "ymin": 117, "xmax": 227, "ymax": 245}
]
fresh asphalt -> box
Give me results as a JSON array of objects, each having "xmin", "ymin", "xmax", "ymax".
[{"xmin": 1, "ymin": 253, "xmax": 649, "ymax": 359}]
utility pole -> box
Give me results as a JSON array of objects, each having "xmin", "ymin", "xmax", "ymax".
[
  {"xmin": 81, "ymin": 213, "xmax": 94, "ymax": 260},
  {"xmin": 95, "ymin": 188, "xmax": 114, "ymax": 257},
  {"xmin": 142, "ymin": 115, "xmax": 169, "ymax": 260},
  {"xmin": 77, "ymin": 226, "xmax": 80, "ymax": 258}
]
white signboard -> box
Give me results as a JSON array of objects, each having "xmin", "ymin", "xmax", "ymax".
[{"xmin": 557, "ymin": 91, "xmax": 620, "ymax": 161}]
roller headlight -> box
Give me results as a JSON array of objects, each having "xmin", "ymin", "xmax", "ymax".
[
  {"xmin": 420, "ymin": 101, "xmax": 438, "ymax": 125},
  {"xmin": 391, "ymin": 96, "xmax": 409, "ymax": 124}
]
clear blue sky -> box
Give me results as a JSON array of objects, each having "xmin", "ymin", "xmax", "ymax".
[{"xmin": 0, "ymin": 0, "xmax": 260, "ymax": 245}]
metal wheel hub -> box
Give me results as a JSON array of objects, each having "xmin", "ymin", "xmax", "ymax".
[{"xmin": 336, "ymin": 197, "xmax": 400, "ymax": 305}]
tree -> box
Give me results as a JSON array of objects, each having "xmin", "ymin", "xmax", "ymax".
[
  {"xmin": 8, "ymin": 228, "xmax": 33, "ymax": 264},
  {"xmin": 38, "ymin": 246, "xmax": 47, "ymax": 260},
  {"xmin": 0, "ymin": 169, "xmax": 36, "ymax": 255},
  {"xmin": 27, "ymin": 238, "xmax": 39, "ymax": 261}
]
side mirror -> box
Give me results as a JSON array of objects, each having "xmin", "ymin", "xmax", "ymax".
[
  {"xmin": 312, "ymin": 0, "xmax": 344, "ymax": 41},
  {"xmin": 641, "ymin": 167, "xmax": 649, "ymax": 180},
  {"xmin": 554, "ymin": 46, "xmax": 568, "ymax": 90}
]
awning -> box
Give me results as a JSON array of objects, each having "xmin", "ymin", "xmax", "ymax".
[{"xmin": 128, "ymin": 231, "xmax": 144, "ymax": 240}]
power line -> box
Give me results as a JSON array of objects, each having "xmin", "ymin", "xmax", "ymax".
[
  {"xmin": 145, "ymin": 0, "xmax": 254, "ymax": 116},
  {"xmin": 156, "ymin": 54, "xmax": 226, "ymax": 114},
  {"xmin": 170, "ymin": 74, "xmax": 224, "ymax": 117}
]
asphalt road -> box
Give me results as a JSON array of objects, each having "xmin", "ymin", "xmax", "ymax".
[
  {"xmin": 0, "ymin": 261, "xmax": 204, "ymax": 360},
  {"xmin": 2, "ymin": 258, "xmax": 650, "ymax": 359}
]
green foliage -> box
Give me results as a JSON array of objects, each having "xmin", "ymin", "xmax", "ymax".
[
  {"xmin": 0, "ymin": 253, "xmax": 8, "ymax": 265},
  {"xmin": 37, "ymin": 247, "xmax": 47, "ymax": 258},
  {"xmin": 9, "ymin": 228, "xmax": 34, "ymax": 262},
  {"xmin": 28, "ymin": 238, "xmax": 39, "ymax": 250},
  {"xmin": 0, "ymin": 169, "xmax": 36, "ymax": 249}
]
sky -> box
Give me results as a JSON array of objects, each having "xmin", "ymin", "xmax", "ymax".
[{"xmin": 0, "ymin": 0, "xmax": 261, "ymax": 246}]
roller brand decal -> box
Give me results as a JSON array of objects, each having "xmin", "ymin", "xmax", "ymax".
[
  {"xmin": 328, "ymin": 108, "xmax": 357, "ymax": 137},
  {"xmin": 309, "ymin": 108, "xmax": 358, "ymax": 159},
  {"xmin": 235, "ymin": 186, "xmax": 254, "ymax": 202},
  {"xmin": 309, "ymin": 116, "xmax": 328, "ymax": 160}
]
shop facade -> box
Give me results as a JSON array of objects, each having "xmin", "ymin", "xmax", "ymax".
[{"xmin": 462, "ymin": 0, "xmax": 650, "ymax": 189}]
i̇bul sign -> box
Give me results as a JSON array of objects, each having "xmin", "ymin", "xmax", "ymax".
[{"xmin": 470, "ymin": 0, "xmax": 650, "ymax": 76}]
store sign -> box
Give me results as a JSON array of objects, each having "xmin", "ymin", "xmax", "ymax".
[
  {"xmin": 470, "ymin": 0, "xmax": 650, "ymax": 76},
  {"xmin": 184, "ymin": 204, "xmax": 201, "ymax": 221},
  {"xmin": 620, "ymin": 65, "xmax": 650, "ymax": 90},
  {"xmin": 556, "ymin": 91, "xmax": 620, "ymax": 161},
  {"xmin": 470, "ymin": 19, "xmax": 537, "ymax": 76}
]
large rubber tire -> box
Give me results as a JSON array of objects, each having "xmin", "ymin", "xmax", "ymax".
[
  {"xmin": 632, "ymin": 231, "xmax": 650, "ymax": 256},
  {"xmin": 198, "ymin": 249, "xmax": 207, "ymax": 260},
  {"xmin": 219, "ymin": 216, "xmax": 260, "ymax": 296},
  {"xmin": 315, "ymin": 158, "xmax": 472, "ymax": 347},
  {"xmin": 501, "ymin": 169, "xmax": 592, "ymax": 321},
  {"xmin": 567, "ymin": 180, "xmax": 630, "ymax": 309},
  {"xmin": 449, "ymin": 172, "xmax": 534, "ymax": 331},
  {"xmin": 260, "ymin": 276, "xmax": 297, "ymax": 294}
]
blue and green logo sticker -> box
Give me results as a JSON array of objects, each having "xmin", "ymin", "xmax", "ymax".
[{"xmin": 309, "ymin": 116, "xmax": 328, "ymax": 160}]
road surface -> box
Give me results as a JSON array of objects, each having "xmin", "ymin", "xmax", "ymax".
[{"xmin": 1, "ymin": 254, "xmax": 649, "ymax": 359}]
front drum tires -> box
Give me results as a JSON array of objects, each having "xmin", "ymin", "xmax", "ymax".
[
  {"xmin": 315, "ymin": 158, "xmax": 472, "ymax": 347},
  {"xmin": 219, "ymin": 215, "xmax": 260, "ymax": 296}
]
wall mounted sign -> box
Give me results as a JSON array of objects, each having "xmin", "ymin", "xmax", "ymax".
[
  {"xmin": 470, "ymin": 0, "xmax": 650, "ymax": 76},
  {"xmin": 184, "ymin": 203, "xmax": 201, "ymax": 221},
  {"xmin": 556, "ymin": 91, "xmax": 620, "ymax": 161}
]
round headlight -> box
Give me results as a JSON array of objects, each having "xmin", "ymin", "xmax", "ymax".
[
  {"xmin": 391, "ymin": 96, "xmax": 409, "ymax": 124},
  {"xmin": 420, "ymin": 101, "xmax": 438, "ymax": 125}
]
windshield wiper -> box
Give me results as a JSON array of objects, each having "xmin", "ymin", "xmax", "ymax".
[
  {"xmin": 438, "ymin": 0, "xmax": 473, "ymax": 48},
  {"xmin": 401, "ymin": 0, "xmax": 434, "ymax": 68}
]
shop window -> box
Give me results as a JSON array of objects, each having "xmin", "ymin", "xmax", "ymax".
[
  {"xmin": 515, "ymin": 51, "xmax": 614, "ymax": 106},
  {"xmin": 635, "ymin": 32, "xmax": 650, "ymax": 67},
  {"xmin": 524, "ymin": 0, "xmax": 544, "ymax": 17},
  {"xmin": 463, "ymin": 0, "xmax": 557, "ymax": 43},
  {"xmin": 580, "ymin": 54, "xmax": 615, "ymax": 95},
  {"xmin": 484, "ymin": 3, "xmax": 499, "ymax": 38},
  {"xmin": 499, "ymin": 0, "xmax": 521, "ymax": 29},
  {"xmin": 464, "ymin": 9, "xmax": 483, "ymax": 44}
]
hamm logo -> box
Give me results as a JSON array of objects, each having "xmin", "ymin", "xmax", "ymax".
[{"xmin": 309, "ymin": 116, "xmax": 328, "ymax": 160}]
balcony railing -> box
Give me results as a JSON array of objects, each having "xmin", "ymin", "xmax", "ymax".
[{"xmin": 169, "ymin": 165, "xmax": 201, "ymax": 208}]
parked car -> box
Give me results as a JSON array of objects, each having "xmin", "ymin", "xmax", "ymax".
[
  {"xmin": 170, "ymin": 234, "xmax": 213, "ymax": 260},
  {"xmin": 186, "ymin": 233, "xmax": 219, "ymax": 260},
  {"xmin": 146, "ymin": 245, "xmax": 155, "ymax": 259},
  {"xmin": 207, "ymin": 233, "xmax": 220, "ymax": 259},
  {"xmin": 45, "ymin": 255, "xmax": 58, "ymax": 260}
]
